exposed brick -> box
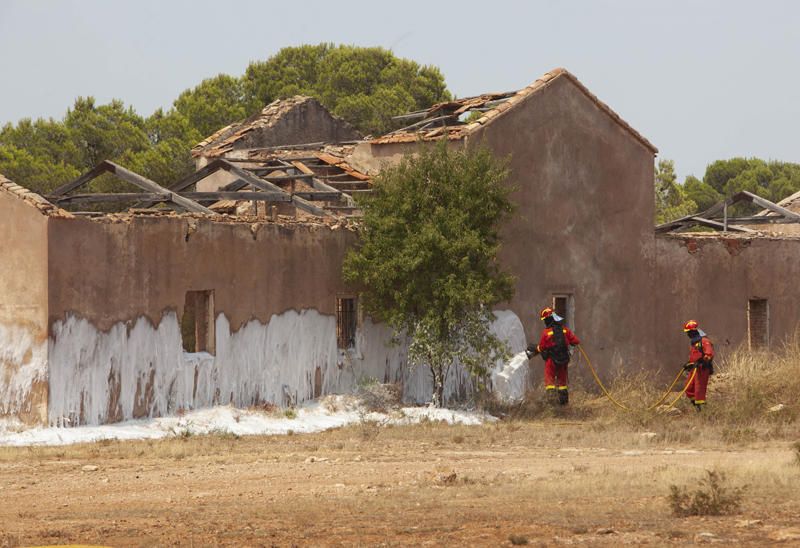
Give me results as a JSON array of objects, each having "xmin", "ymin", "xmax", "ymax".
[
  {"xmin": 722, "ymin": 238, "xmax": 751, "ymax": 256},
  {"xmin": 684, "ymin": 238, "xmax": 699, "ymax": 254}
]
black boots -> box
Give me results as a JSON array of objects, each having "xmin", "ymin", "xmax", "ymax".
[{"xmin": 546, "ymin": 388, "xmax": 569, "ymax": 406}]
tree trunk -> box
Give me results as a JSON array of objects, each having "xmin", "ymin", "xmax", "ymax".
[{"xmin": 430, "ymin": 364, "xmax": 445, "ymax": 408}]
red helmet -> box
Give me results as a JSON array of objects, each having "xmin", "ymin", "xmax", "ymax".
[
  {"xmin": 683, "ymin": 320, "xmax": 699, "ymax": 332},
  {"xmin": 539, "ymin": 307, "xmax": 554, "ymax": 321}
]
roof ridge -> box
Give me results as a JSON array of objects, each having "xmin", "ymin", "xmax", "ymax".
[
  {"xmin": 0, "ymin": 172, "xmax": 68, "ymax": 217},
  {"xmin": 463, "ymin": 68, "xmax": 656, "ymax": 153},
  {"xmin": 553, "ymin": 69, "xmax": 657, "ymax": 153},
  {"xmin": 370, "ymin": 67, "xmax": 658, "ymax": 154}
]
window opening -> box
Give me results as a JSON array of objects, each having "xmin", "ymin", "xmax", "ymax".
[
  {"xmin": 748, "ymin": 298, "xmax": 769, "ymax": 350},
  {"xmin": 336, "ymin": 297, "xmax": 357, "ymax": 350},
  {"xmin": 552, "ymin": 294, "xmax": 575, "ymax": 328},
  {"xmin": 181, "ymin": 290, "xmax": 215, "ymax": 354}
]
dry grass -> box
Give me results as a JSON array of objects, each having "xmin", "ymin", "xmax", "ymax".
[
  {"xmin": 1, "ymin": 336, "xmax": 799, "ymax": 546},
  {"xmin": 481, "ymin": 335, "xmax": 800, "ymax": 447},
  {"xmin": 0, "ymin": 417, "xmax": 798, "ymax": 546},
  {"xmin": 711, "ymin": 335, "xmax": 800, "ymax": 424}
]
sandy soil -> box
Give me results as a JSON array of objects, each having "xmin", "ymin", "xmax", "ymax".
[{"xmin": 0, "ymin": 419, "xmax": 798, "ymax": 547}]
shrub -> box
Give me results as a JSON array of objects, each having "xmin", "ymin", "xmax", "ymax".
[
  {"xmin": 356, "ymin": 378, "xmax": 401, "ymax": 412},
  {"xmin": 668, "ymin": 469, "xmax": 744, "ymax": 516}
]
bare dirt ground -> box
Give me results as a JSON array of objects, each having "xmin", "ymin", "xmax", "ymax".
[{"xmin": 0, "ymin": 417, "xmax": 798, "ymax": 547}]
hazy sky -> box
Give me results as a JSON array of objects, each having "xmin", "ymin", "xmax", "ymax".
[{"xmin": 1, "ymin": 0, "xmax": 798, "ymax": 179}]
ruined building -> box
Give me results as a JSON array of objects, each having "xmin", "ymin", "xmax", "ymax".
[{"xmin": 2, "ymin": 68, "xmax": 798, "ymax": 426}]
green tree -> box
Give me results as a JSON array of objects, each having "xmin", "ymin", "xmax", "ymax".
[
  {"xmin": 697, "ymin": 157, "xmax": 800, "ymax": 214},
  {"xmin": 684, "ymin": 175, "xmax": 722, "ymax": 212},
  {"xmin": 343, "ymin": 143, "xmax": 514, "ymax": 406},
  {"xmin": 64, "ymin": 97, "xmax": 150, "ymax": 169},
  {"xmin": 1, "ymin": 44, "xmax": 451, "ymax": 194},
  {"xmin": 655, "ymin": 159, "xmax": 697, "ymax": 223},
  {"xmin": 123, "ymin": 138, "xmax": 195, "ymax": 188},
  {"xmin": 703, "ymin": 158, "xmax": 752, "ymax": 194},
  {"xmin": 243, "ymin": 44, "xmax": 450, "ymax": 135},
  {"xmin": 0, "ymin": 144, "xmax": 80, "ymax": 194},
  {"xmin": 173, "ymin": 74, "xmax": 247, "ymax": 138},
  {"xmin": 0, "ymin": 117, "xmax": 82, "ymax": 167}
]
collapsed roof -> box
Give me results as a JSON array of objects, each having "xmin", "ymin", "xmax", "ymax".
[
  {"xmin": 656, "ymin": 190, "xmax": 800, "ymax": 236},
  {"xmin": 370, "ymin": 68, "xmax": 658, "ymax": 154},
  {"xmin": 4, "ymin": 67, "xmax": 678, "ymax": 225},
  {"xmin": 39, "ymin": 146, "xmax": 371, "ymax": 220}
]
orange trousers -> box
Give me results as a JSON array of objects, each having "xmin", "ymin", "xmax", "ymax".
[
  {"xmin": 544, "ymin": 360, "xmax": 568, "ymax": 391},
  {"xmin": 684, "ymin": 364, "xmax": 710, "ymax": 404}
]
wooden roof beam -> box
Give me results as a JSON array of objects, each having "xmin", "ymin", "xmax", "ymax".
[
  {"xmin": 731, "ymin": 191, "xmax": 800, "ymax": 221},
  {"xmin": 49, "ymin": 160, "xmax": 214, "ymax": 214}
]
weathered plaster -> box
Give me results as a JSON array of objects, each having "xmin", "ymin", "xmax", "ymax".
[
  {"xmin": 0, "ymin": 191, "xmax": 49, "ymax": 423},
  {"xmin": 654, "ymin": 234, "xmax": 800, "ymax": 364},
  {"xmin": 47, "ymin": 308, "xmax": 525, "ymax": 425},
  {"xmin": 47, "ymin": 215, "xmax": 358, "ymax": 331}
]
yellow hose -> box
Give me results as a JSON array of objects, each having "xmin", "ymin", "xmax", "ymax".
[
  {"xmin": 646, "ymin": 368, "xmax": 686, "ymax": 410},
  {"xmin": 664, "ymin": 368, "xmax": 697, "ymax": 410},
  {"xmin": 576, "ymin": 346, "xmax": 697, "ymax": 412},
  {"xmin": 576, "ymin": 345, "xmax": 630, "ymax": 411}
]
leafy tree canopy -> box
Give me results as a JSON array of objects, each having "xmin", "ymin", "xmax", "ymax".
[
  {"xmin": 0, "ymin": 44, "xmax": 450, "ymax": 194},
  {"xmin": 702, "ymin": 157, "xmax": 800, "ymax": 211},
  {"xmin": 655, "ymin": 159, "xmax": 697, "ymax": 224},
  {"xmin": 174, "ymin": 74, "xmax": 247, "ymax": 138},
  {"xmin": 243, "ymin": 44, "xmax": 450, "ymax": 135},
  {"xmin": 343, "ymin": 143, "xmax": 514, "ymax": 406},
  {"xmin": 655, "ymin": 157, "xmax": 800, "ymax": 223}
]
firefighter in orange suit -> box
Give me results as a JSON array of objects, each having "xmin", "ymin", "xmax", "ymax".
[
  {"xmin": 682, "ymin": 320, "xmax": 715, "ymax": 410},
  {"xmin": 526, "ymin": 307, "xmax": 581, "ymax": 405}
]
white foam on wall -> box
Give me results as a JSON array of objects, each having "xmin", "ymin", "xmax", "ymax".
[
  {"xmin": 47, "ymin": 309, "xmax": 527, "ymax": 425},
  {"xmin": 489, "ymin": 310, "xmax": 530, "ymax": 402},
  {"xmin": 0, "ymin": 323, "xmax": 47, "ymax": 416}
]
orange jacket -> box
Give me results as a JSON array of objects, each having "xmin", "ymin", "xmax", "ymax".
[
  {"xmin": 537, "ymin": 325, "xmax": 581, "ymax": 354},
  {"xmin": 688, "ymin": 336, "xmax": 714, "ymax": 364}
]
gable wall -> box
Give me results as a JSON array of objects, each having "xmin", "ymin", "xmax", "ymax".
[
  {"xmin": 235, "ymin": 101, "xmax": 361, "ymax": 151},
  {"xmin": 470, "ymin": 75, "xmax": 659, "ymax": 380}
]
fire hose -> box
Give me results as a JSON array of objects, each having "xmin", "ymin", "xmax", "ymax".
[{"xmin": 575, "ymin": 345, "xmax": 697, "ymax": 412}]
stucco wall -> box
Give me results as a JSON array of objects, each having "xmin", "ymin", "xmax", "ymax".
[
  {"xmin": 655, "ymin": 234, "xmax": 800, "ymax": 364},
  {"xmin": 475, "ymin": 76, "xmax": 657, "ymax": 382},
  {"xmin": 44, "ymin": 215, "xmax": 507, "ymax": 424},
  {"xmin": 0, "ymin": 191, "xmax": 49, "ymax": 423},
  {"xmin": 351, "ymin": 77, "xmax": 658, "ymax": 383},
  {"xmin": 47, "ymin": 216, "xmax": 356, "ymax": 330}
]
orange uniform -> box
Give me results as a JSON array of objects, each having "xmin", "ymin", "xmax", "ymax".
[
  {"xmin": 536, "ymin": 325, "xmax": 581, "ymax": 394},
  {"xmin": 685, "ymin": 334, "xmax": 714, "ymax": 406}
]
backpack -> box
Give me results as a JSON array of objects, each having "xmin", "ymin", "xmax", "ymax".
[
  {"xmin": 549, "ymin": 324, "xmax": 571, "ymax": 366},
  {"xmin": 694, "ymin": 338, "xmax": 715, "ymax": 375}
]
